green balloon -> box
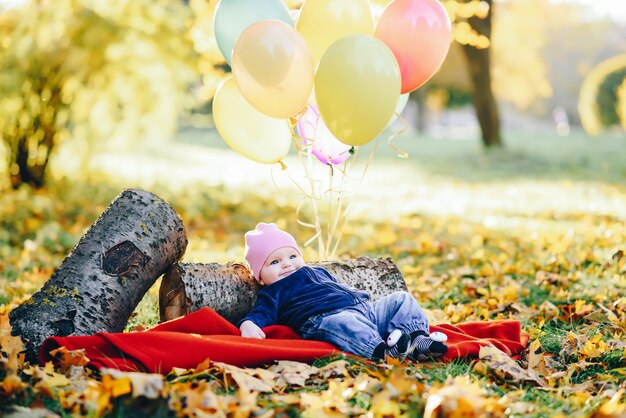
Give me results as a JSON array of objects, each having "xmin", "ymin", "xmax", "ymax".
[{"xmin": 214, "ymin": 0, "xmax": 293, "ymax": 65}]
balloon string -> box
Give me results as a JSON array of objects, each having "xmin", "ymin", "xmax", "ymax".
[
  {"xmin": 295, "ymin": 133, "xmax": 327, "ymax": 258},
  {"xmin": 329, "ymin": 143, "xmax": 376, "ymax": 260},
  {"xmin": 387, "ymin": 111, "xmax": 410, "ymax": 159},
  {"xmin": 287, "ymin": 121, "xmax": 377, "ymax": 260}
]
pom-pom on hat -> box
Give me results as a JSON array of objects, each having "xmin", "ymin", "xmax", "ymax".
[{"xmin": 244, "ymin": 223, "xmax": 301, "ymax": 280}]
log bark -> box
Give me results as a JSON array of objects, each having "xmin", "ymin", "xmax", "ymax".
[
  {"xmin": 10, "ymin": 189, "xmax": 187, "ymax": 363},
  {"xmin": 159, "ymin": 257, "xmax": 408, "ymax": 324}
]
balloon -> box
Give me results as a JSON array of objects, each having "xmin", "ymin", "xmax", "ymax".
[
  {"xmin": 296, "ymin": 0, "xmax": 374, "ymax": 64},
  {"xmin": 370, "ymin": 0, "xmax": 393, "ymax": 19},
  {"xmin": 315, "ymin": 35, "xmax": 401, "ymax": 146},
  {"xmin": 296, "ymin": 104, "xmax": 352, "ymax": 165},
  {"xmin": 375, "ymin": 0, "xmax": 452, "ymax": 93},
  {"xmin": 212, "ymin": 77, "xmax": 291, "ymax": 164},
  {"xmin": 386, "ymin": 93, "xmax": 410, "ymax": 128},
  {"xmin": 232, "ymin": 20, "xmax": 314, "ymax": 119},
  {"xmin": 214, "ymin": 0, "xmax": 292, "ymax": 65}
]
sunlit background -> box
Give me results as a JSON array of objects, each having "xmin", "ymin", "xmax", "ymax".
[
  {"xmin": 2, "ymin": 2, "xmax": 626, "ymax": 415},
  {"xmin": 1, "ymin": 0, "xmax": 625, "ymax": 260}
]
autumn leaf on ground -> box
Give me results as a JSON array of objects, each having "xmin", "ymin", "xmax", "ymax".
[
  {"xmin": 268, "ymin": 360, "xmax": 318, "ymax": 386},
  {"xmin": 212, "ymin": 362, "xmax": 274, "ymax": 393},
  {"xmin": 527, "ymin": 339, "xmax": 558, "ymax": 379},
  {"xmin": 3, "ymin": 405, "xmax": 61, "ymax": 418},
  {"xmin": 385, "ymin": 367, "xmax": 425, "ymax": 397},
  {"xmin": 369, "ymin": 388, "xmax": 402, "ymax": 417},
  {"xmin": 317, "ymin": 359, "xmax": 349, "ymax": 379},
  {"xmin": 591, "ymin": 389, "xmax": 626, "ymax": 418},
  {"xmin": 0, "ymin": 313, "xmax": 25, "ymax": 374},
  {"xmin": 423, "ymin": 376, "xmax": 506, "ymax": 418},
  {"xmin": 102, "ymin": 368, "xmax": 164, "ymax": 399},
  {"xmin": 301, "ymin": 378, "xmax": 366, "ymax": 417},
  {"xmin": 24, "ymin": 361, "xmax": 71, "ymax": 392},
  {"xmin": 475, "ymin": 344, "xmax": 547, "ymax": 386},
  {"xmin": 49, "ymin": 346, "xmax": 89, "ymax": 370},
  {"xmin": 579, "ymin": 333, "xmax": 610, "ymax": 359},
  {"xmin": 168, "ymin": 380, "xmax": 232, "ymax": 416}
]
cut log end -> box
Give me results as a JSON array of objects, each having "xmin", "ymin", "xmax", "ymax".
[{"xmin": 10, "ymin": 188, "xmax": 187, "ymax": 363}]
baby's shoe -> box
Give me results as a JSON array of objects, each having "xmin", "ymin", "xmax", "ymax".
[
  {"xmin": 384, "ymin": 331, "xmax": 411, "ymax": 363},
  {"xmin": 407, "ymin": 330, "xmax": 448, "ymax": 362}
]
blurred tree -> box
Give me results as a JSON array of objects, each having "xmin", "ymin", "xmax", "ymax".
[
  {"xmin": 579, "ymin": 54, "xmax": 626, "ymax": 135},
  {"xmin": 447, "ymin": 0, "xmax": 501, "ymax": 147},
  {"xmin": 0, "ymin": 0, "xmax": 197, "ymax": 189},
  {"xmin": 490, "ymin": 0, "xmax": 552, "ymax": 112},
  {"xmin": 431, "ymin": 0, "xmax": 559, "ymax": 144},
  {"xmin": 543, "ymin": 3, "xmax": 623, "ymax": 125},
  {"xmin": 596, "ymin": 68, "xmax": 626, "ymax": 127},
  {"xmin": 188, "ymin": 0, "xmax": 228, "ymax": 103}
]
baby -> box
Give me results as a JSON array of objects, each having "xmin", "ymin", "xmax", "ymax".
[{"xmin": 238, "ymin": 222, "xmax": 448, "ymax": 362}]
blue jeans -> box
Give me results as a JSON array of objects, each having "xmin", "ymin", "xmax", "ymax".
[{"xmin": 299, "ymin": 291, "xmax": 429, "ymax": 358}]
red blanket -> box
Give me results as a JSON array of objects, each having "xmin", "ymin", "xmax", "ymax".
[{"xmin": 40, "ymin": 307, "xmax": 528, "ymax": 373}]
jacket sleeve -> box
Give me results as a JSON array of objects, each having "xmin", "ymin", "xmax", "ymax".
[{"xmin": 237, "ymin": 291, "xmax": 278, "ymax": 329}]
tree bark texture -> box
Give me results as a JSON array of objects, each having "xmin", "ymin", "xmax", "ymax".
[
  {"xmin": 461, "ymin": 0, "xmax": 503, "ymax": 148},
  {"xmin": 159, "ymin": 257, "xmax": 408, "ymax": 325},
  {"xmin": 10, "ymin": 189, "xmax": 187, "ymax": 363}
]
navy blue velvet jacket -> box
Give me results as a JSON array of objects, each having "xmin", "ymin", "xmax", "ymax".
[{"xmin": 238, "ymin": 266, "xmax": 369, "ymax": 332}]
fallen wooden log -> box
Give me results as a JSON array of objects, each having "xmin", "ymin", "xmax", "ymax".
[
  {"xmin": 159, "ymin": 257, "xmax": 408, "ymax": 324},
  {"xmin": 10, "ymin": 189, "xmax": 187, "ymax": 363}
]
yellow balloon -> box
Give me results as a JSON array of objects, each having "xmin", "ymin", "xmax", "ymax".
[
  {"xmin": 296, "ymin": 0, "xmax": 374, "ymax": 64},
  {"xmin": 213, "ymin": 77, "xmax": 292, "ymax": 164},
  {"xmin": 232, "ymin": 20, "xmax": 314, "ymax": 119},
  {"xmin": 315, "ymin": 35, "xmax": 400, "ymax": 146}
]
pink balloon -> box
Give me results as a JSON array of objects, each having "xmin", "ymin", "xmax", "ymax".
[
  {"xmin": 296, "ymin": 104, "xmax": 352, "ymax": 165},
  {"xmin": 375, "ymin": 0, "xmax": 451, "ymax": 93}
]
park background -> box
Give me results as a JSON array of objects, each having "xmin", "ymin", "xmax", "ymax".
[{"xmin": 1, "ymin": 0, "xmax": 626, "ymax": 416}]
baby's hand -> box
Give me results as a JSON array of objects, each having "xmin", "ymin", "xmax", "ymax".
[{"xmin": 240, "ymin": 320, "xmax": 266, "ymax": 339}]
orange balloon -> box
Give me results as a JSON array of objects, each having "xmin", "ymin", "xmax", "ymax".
[
  {"xmin": 232, "ymin": 20, "xmax": 314, "ymax": 119},
  {"xmin": 375, "ymin": 0, "xmax": 452, "ymax": 93}
]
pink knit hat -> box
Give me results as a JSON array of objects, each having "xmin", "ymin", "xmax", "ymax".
[{"xmin": 244, "ymin": 223, "xmax": 301, "ymax": 280}]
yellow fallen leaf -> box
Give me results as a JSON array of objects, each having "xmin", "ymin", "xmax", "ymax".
[
  {"xmin": 1, "ymin": 373, "xmax": 27, "ymax": 396},
  {"xmin": 101, "ymin": 373, "xmax": 132, "ymax": 398},
  {"xmin": 103, "ymin": 369, "xmax": 164, "ymax": 399},
  {"xmin": 476, "ymin": 344, "xmax": 547, "ymax": 386},
  {"xmin": 386, "ymin": 367, "xmax": 424, "ymax": 397},
  {"xmin": 527, "ymin": 339, "xmax": 555, "ymax": 378},
  {"xmin": 213, "ymin": 362, "xmax": 273, "ymax": 393},
  {"xmin": 269, "ymin": 360, "xmax": 318, "ymax": 386},
  {"xmin": 579, "ymin": 334, "xmax": 609, "ymax": 359},
  {"xmin": 591, "ymin": 389, "xmax": 626, "ymax": 417},
  {"xmin": 300, "ymin": 392, "xmax": 344, "ymax": 418},
  {"xmin": 317, "ymin": 359, "xmax": 348, "ymax": 379},
  {"xmin": 270, "ymin": 393, "xmax": 301, "ymax": 405},
  {"xmin": 29, "ymin": 362, "xmax": 71, "ymax": 389},
  {"xmin": 424, "ymin": 376, "xmax": 505, "ymax": 418},
  {"xmin": 370, "ymin": 389, "xmax": 402, "ymax": 417},
  {"xmin": 0, "ymin": 313, "xmax": 26, "ymax": 374}
]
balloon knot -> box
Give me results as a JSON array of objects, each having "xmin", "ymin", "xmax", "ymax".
[{"xmin": 279, "ymin": 161, "xmax": 287, "ymax": 170}]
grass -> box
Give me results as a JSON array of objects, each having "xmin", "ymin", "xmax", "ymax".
[{"xmin": 1, "ymin": 123, "xmax": 626, "ymax": 417}]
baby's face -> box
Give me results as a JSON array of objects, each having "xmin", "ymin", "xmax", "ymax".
[{"xmin": 259, "ymin": 246, "xmax": 304, "ymax": 286}]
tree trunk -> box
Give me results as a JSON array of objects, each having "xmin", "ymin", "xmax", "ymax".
[
  {"xmin": 9, "ymin": 85, "xmax": 61, "ymax": 189},
  {"xmin": 10, "ymin": 189, "xmax": 188, "ymax": 363},
  {"xmin": 159, "ymin": 257, "xmax": 408, "ymax": 324},
  {"xmin": 461, "ymin": 0, "xmax": 502, "ymax": 148}
]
